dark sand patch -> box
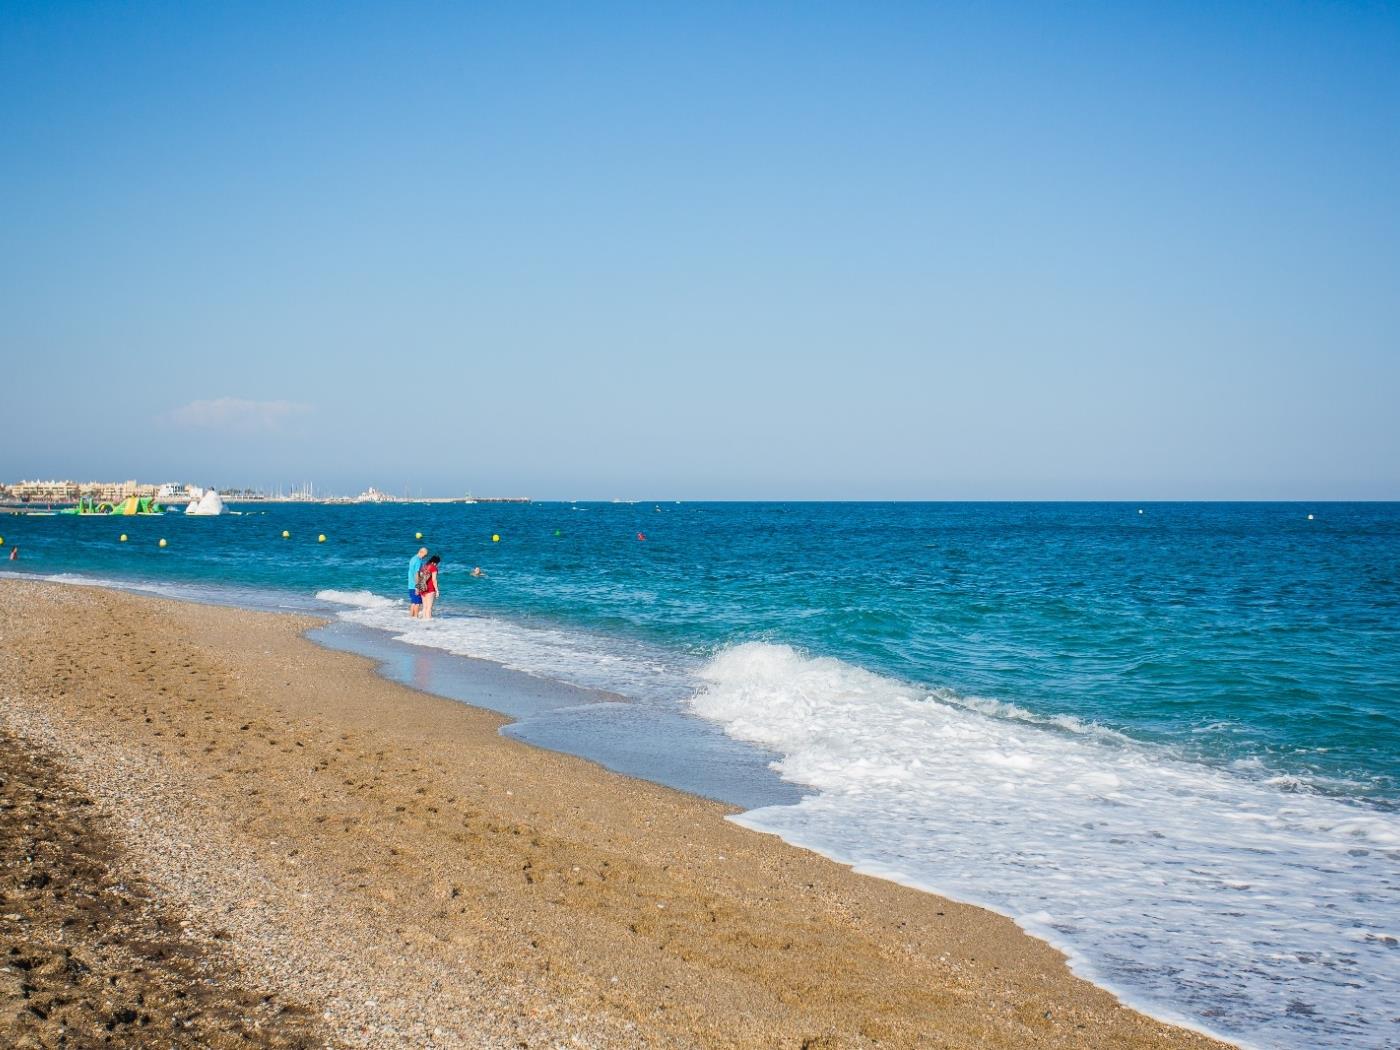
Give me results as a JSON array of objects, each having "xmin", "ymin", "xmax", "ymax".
[{"xmin": 0, "ymin": 728, "xmax": 326, "ymax": 1048}]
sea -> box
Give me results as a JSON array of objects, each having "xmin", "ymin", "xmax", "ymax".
[{"xmin": 3, "ymin": 501, "xmax": 1397, "ymax": 1049}]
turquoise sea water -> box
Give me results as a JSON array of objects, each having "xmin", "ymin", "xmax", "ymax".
[{"xmin": 4, "ymin": 501, "xmax": 1398, "ymax": 1048}]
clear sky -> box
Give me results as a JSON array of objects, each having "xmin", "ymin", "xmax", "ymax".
[{"xmin": 3, "ymin": 1, "xmax": 1397, "ymax": 499}]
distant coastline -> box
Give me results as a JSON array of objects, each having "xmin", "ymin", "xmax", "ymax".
[{"xmin": 0, "ymin": 478, "xmax": 529, "ymax": 510}]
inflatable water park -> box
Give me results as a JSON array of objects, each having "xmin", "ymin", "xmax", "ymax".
[
  {"xmin": 55, "ymin": 489, "xmax": 228, "ymax": 516},
  {"xmin": 62, "ymin": 496, "xmax": 166, "ymax": 516}
]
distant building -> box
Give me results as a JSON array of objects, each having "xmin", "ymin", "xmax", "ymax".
[
  {"xmin": 6, "ymin": 478, "xmax": 173, "ymax": 503},
  {"xmin": 10, "ymin": 479, "xmax": 82, "ymax": 502},
  {"xmin": 73, "ymin": 479, "xmax": 158, "ymax": 502}
]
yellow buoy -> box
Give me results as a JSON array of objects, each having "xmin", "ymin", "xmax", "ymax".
[
  {"xmin": 0, "ymin": 537, "xmax": 4, "ymax": 546},
  {"xmin": 282, "ymin": 530, "xmax": 291, "ymax": 539},
  {"xmin": 120, "ymin": 534, "xmax": 128, "ymax": 542},
  {"xmin": 492, "ymin": 533, "xmax": 500, "ymax": 543},
  {"xmin": 158, "ymin": 538, "xmax": 168, "ymax": 548},
  {"xmin": 318, "ymin": 534, "xmax": 326, "ymax": 543},
  {"xmin": 415, "ymin": 531, "xmax": 423, "ymax": 540}
]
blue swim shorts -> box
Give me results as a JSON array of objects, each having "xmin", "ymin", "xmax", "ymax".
[{"xmin": 408, "ymin": 589, "xmax": 423, "ymax": 605}]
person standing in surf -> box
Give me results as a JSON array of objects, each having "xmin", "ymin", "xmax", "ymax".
[
  {"xmin": 418, "ymin": 554, "xmax": 441, "ymax": 619},
  {"xmin": 407, "ymin": 546, "xmax": 427, "ymax": 618}
]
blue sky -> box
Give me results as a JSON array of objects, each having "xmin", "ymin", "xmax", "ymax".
[{"xmin": 2, "ymin": 1, "xmax": 1397, "ymax": 498}]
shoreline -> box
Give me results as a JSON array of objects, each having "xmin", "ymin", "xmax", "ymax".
[{"xmin": 0, "ymin": 578, "xmax": 1235, "ymax": 1048}]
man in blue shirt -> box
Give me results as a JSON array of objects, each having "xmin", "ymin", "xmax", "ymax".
[{"xmin": 408, "ymin": 546, "xmax": 428, "ymax": 618}]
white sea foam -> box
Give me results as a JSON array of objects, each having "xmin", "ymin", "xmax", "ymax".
[
  {"xmin": 690, "ymin": 642, "xmax": 1400, "ymax": 1050},
  {"xmin": 315, "ymin": 588, "xmax": 398, "ymax": 610},
  {"xmin": 933, "ymin": 690, "xmax": 1132, "ymax": 743},
  {"xmin": 324, "ymin": 594, "xmax": 696, "ymax": 700}
]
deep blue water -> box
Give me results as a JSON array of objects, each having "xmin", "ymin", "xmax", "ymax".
[{"xmin": 4, "ymin": 501, "xmax": 1399, "ymax": 1048}]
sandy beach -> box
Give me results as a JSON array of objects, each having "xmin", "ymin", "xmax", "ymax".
[{"xmin": 0, "ymin": 578, "xmax": 1234, "ymax": 1049}]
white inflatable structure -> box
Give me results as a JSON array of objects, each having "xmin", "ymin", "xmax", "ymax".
[{"xmin": 184, "ymin": 489, "xmax": 226, "ymax": 516}]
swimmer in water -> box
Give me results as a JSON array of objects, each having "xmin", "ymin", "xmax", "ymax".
[{"xmin": 470, "ymin": 566, "xmax": 486, "ymax": 578}]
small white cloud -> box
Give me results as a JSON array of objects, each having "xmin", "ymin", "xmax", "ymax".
[{"xmin": 167, "ymin": 398, "xmax": 313, "ymax": 432}]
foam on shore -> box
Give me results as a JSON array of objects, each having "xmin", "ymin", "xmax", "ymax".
[
  {"xmin": 690, "ymin": 641, "xmax": 1400, "ymax": 1050},
  {"xmin": 317, "ymin": 588, "xmax": 697, "ymax": 700},
  {"xmin": 313, "ymin": 589, "xmax": 1400, "ymax": 1049}
]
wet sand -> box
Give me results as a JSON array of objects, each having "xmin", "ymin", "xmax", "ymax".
[{"xmin": 0, "ymin": 579, "xmax": 1235, "ymax": 1049}]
